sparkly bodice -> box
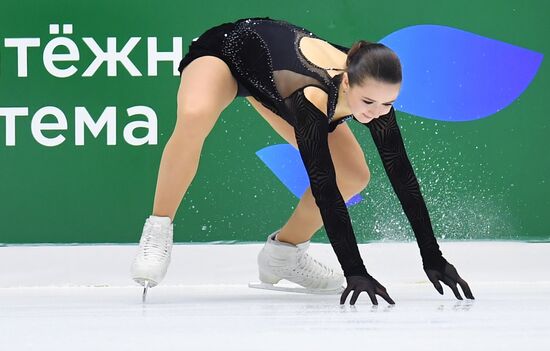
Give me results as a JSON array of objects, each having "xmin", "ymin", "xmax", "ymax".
[{"xmin": 220, "ymin": 17, "xmax": 354, "ymax": 132}]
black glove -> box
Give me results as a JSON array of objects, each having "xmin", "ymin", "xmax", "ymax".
[
  {"xmin": 424, "ymin": 258, "xmax": 475, "ymax": 300},
  {"xmin": 340, "ymin": 275, "xmax": 395, "ymax": 306}
]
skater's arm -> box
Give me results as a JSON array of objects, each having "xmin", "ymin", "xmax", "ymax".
[
  {"xmin": 358, "ymin": 106, "xmax": 446, "ymax": 271},
  {"xmin": 283, "ymin": 88, "xmax": 368, "ymax": 278},
  {"xmin": 354, "ymin": 107, "xmax": 474, "ymax": 300}
]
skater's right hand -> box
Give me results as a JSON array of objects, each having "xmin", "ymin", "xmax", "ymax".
[{"xmin": 340, "ymin": 275, "xmax": 395, "ymax": 306}]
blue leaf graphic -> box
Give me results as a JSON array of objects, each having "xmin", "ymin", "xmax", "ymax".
[{"xmin": 380, "ymin": 24, "xmax": 543, "ymax": 121}]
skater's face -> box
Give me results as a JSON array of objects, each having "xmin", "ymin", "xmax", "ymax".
[{"xmin": 343, "ymin": 74, "xmax": 401, "ymax": 123}]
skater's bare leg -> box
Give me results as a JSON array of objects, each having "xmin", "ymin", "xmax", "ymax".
[
  {"xmin": 152, "ymin": 56, "xmax": 238, "ymax": 222},
  {"xmin": 246, "ymin": 96, "xmax": 371, "ymax": 245}
]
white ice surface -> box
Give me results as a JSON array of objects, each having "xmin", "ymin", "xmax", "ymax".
[{"xmin": 1, "ymin": 241, "xmax": 549, "ymax": 350}]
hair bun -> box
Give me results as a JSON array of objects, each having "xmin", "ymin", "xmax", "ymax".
[
  {"xmin": 349, "ymin": 40, "xmax": 373, "ymax": 54},
  {"xmin": 347, "ymin": 40, "xmax": 374, "ymax": 66}
]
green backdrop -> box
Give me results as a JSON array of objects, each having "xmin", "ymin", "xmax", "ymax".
[{"xmin": 1, "ymin": 0, "xmax": 548, "ymax": 244}]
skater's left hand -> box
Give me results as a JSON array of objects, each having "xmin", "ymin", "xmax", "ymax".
[{"xmin": 424, "ymin": 259, "xmax": 475, "ymax": 300}]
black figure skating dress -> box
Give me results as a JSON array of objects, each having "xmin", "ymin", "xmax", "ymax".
[{"xmin": 178, "ymin": 17, "xmax": 446, "ymax": 277}]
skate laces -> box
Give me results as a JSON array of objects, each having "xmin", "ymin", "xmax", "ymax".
[
  {"xmin": 294, "ymin": 252, "xmax": 334, "ymax": 279},
  {"xmin": 139, "ymin": 220, "xmax": 172, "ymax": 262}
]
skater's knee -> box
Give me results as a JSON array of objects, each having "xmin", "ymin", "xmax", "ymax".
[
  {"xmin": 352, "ymin": 167, "xmax": 371, "ymax": 191},
  {"xmin": 338, "ymin": 165, "xmax": 371, "ymax": 196},
  {"xmin": 173, "ymin": 107, "xmax": 220, "ymax": 141}
]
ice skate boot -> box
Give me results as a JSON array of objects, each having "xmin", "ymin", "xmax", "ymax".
[
  {"xmin": 130, "ymin": 215, "xmax": 173, "ymax": 302},
  {"xmin": 249, "ymin": 229, "xmax": 345, "ymax": 295}
]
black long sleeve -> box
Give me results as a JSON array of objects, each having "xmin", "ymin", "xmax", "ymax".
[
  {"xmin": 283, "ymin": 89, "xmax": 369, "ymax": 277},
  {"xmin": 363, "ymin": 106, "xmax": 446, "ymax": 271}
]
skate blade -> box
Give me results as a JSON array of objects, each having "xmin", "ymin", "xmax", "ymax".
[
  {"xmin": 248, "ymin": 282, "xmax": 343, "ymax": 295},
  {"xmin": 135, "ymin": 279, "xmax": 157, "ymax": 303},
  {"xmin": 142, "ymin": 281, "xmax": 150, "ymax": 303}
]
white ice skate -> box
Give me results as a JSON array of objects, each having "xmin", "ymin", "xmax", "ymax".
[
  {"xmin": 130, "ymin": 215, "xmax": 173, "ymax": 302},
  {"xmin": 249, "ymin": 229, "xmax": 345, "ymax": 295}
]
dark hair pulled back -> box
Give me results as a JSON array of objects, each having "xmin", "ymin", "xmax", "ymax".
[{"xmin": 345, "ymin": 40, "xmax": 402, "ymax": 86}]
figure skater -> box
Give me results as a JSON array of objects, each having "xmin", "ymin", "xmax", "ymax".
[{"xmin": 130, "ymin": 16, "xmax": 475, "ymax": 305}]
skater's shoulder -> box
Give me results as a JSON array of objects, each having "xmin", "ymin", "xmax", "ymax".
[{"xmin": 302, "ymin": 86, "xmax": 329, "ymax": 116}]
